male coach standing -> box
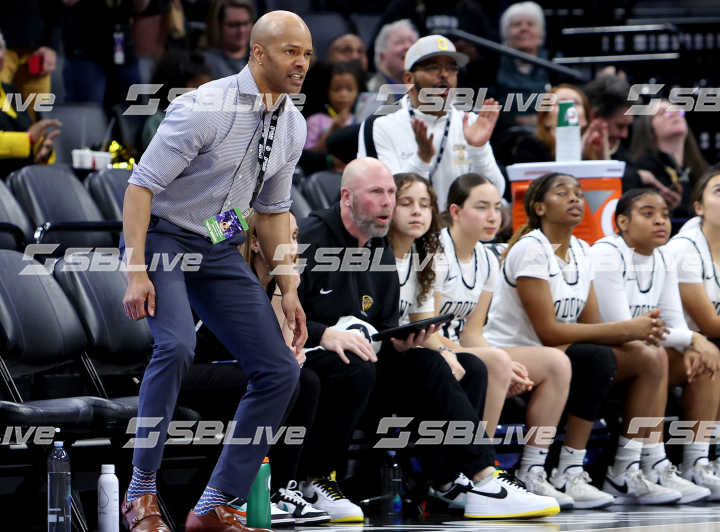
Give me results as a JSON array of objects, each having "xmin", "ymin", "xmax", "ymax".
[{"xmin": 120, "ymin": 11, "xmax": 311, "ymax": 532}]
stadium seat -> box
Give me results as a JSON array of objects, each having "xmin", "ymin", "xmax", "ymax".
[
  {"xmin": 39, "ymin": 103, "xmax": 110, "ymax": 165},
  {"xmin": 85, "ymin": 168, "xmax": 131, "ymax": 221},
  {"xmin": 290, "ymin": 185, "xmax": 312, "ymax": 219},
  {"xmin": 7, "ymin": 165, "xmax": 121, "ymax": 250},
  {"xmin": 301, "ymin": 170, "xmax": 341, "ymax": 210},
  {"xmin": 0, "ymin": 180, "xmax": 33, "ymax": 250},
  {"xmin": 113, "ymin": 104, "xmax": 146, "ymax": 154},
  {"xmin": 52, "ymin": 253, "xmax": 200, "ymax": 421},
  {"xmin": 304, "ymin": 13, "xmax": 352, "ymax": 61},
  {"xmin": 350, "ymin": 13, "xmax": 381, "ymax": 47}
]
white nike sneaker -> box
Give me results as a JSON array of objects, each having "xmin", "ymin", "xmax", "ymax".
[
  {"xmin": 427, "ymin": 473, "xmax": 472, "ymax": 509},
  {"xmin": 644, "ymin": 461, "xmax": 710, "ymax": 504},
  {"xmin": 464, "ymin": 470, "xmax": 560, "ymax": 519},
  {"xmin": 301, "ymin": 474, "xmax": 364, "ymax": 523},
  {"xmin": 516, "ymin": 466, "xmax": 574, "ymax": 509},
  {"xmin": 603, "ymin": 464, "xmax": 682, "ymax": 504},
  {"xmin": 549, "ymin": 467, "xmax": 615, "ymax": 509},
  {"xmin": 682, "ymin": 461, "xmax": 720, "ymax": 501},
  {"xmin": 272, "ymin": 481, "xmax": 331, "ymax": 524}
]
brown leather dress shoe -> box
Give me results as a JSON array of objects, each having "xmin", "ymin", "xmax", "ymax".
[
  {"xmin": 185, "ymin": 505, "xmax": 272, "ymax": 532},
  {"xmin": 121, "ymin": 493, "xmax": 170, "ymax": 531}
]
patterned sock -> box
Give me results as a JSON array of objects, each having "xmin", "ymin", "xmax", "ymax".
[
  {"xmin": 193, "ymin": 485, "xmax": 235, "ymax": 515},
  {"xmin": 127, "ymin": 466, "xmax": 157, "ymax": 502}
]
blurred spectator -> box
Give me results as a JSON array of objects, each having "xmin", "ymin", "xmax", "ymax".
[
  {"xmin": 536, "ymin": 84, "xmax": 609, "ymax": 160},
  {"xmin": 494, "ymin": 83, "xmax": 609, "ymax": 167},
  {"xmin": 303, "ymin": 61, "xmax": 363, "ymax": 154},
  {"xmin": 0, "ymin": 1, "xmax": 62, "ymax": 121},
  {"xmin": 0, "ymin": 32, "xmax": 61, "ymax": 177},
  {"xmin": 367, "ymin": 0, "xmax": 496, "ymax": 84},
  {"xmin": 133, "ymin": 0, "xmax": 180, "ymax": 84},
  {"xmin": 140, "ymin": 50, "xmax": 212, "ymax": 151},
  {"xmin": 627, "ymin": 100, "xmax": 708, "ymax": 217},
  {"xmin": 327, "ymin": 34, "xmax": 368, "ymax": 73},
  {"xmin": 583, "ymin": 74, "xmax": 634, "ymax": 161},
  {"xmin": 201, "ymin": 0, "xmax": 254, "ymax": 79},
  {"xmin": 62, "ymin": 0, "xmax": 150, "ymax": 108},
  {"xmin": 367, "ymin": 19, "xmax": 418, "ymax": 94},
  {"xmin": 494, "ymin": 1, "xmax": 551, "ymax": 126},
  {"xmin": 357, "ymin": 35, "xmax": 505, "ymax": 210}
]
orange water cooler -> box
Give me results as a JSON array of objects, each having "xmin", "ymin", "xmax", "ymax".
[{"xmin": 506, "ymin": 160, "xmax": 625, "ymax": 244}]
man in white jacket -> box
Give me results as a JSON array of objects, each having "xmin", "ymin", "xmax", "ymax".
[{"xmin": 357, "ymin": 34, "xmax": 505, "ymax": 210}]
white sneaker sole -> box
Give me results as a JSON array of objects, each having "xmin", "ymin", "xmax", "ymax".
[
  {"xmin": 465, "ymin": 504, "xmax": 560, "ymax": 519},
  {"xmin": 571, "ymin": 496, "xmax": 614, "ymax": 510}
]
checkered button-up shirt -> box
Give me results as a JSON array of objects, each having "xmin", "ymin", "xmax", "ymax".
[{"xmin": 129, "ymin": 66, "xmax": 306, "ymax": 236}]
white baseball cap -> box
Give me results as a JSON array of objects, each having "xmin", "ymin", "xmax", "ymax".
[{"xmin": 404, "ymin": 34, "xmax": 469, "ymax": 72}]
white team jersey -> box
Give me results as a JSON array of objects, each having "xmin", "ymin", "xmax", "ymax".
[
  {"xmin": 435, "ymin": 228, "xmax": 497, "ymax": 343},
  {"xmin": 592, "ymin": 234, "xmax": 668, "ymax": 317},
  {"xmin": 484, "ymin": 229, "xmax": 593, "ymax": 347},
  {"xmin": 666, "ymin": 216, "xmax": 720, "ymax": 331},
  {"xmin": 397, "ymin": 246, "xmax": 435, "ymax": 325},
  {"xmin": 590, "ymin": 234, "xmax": 692, "ymax": 350}
]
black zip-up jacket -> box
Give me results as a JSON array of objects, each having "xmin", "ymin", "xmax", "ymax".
[{"xmin": 298, "ymin": 203, "xmax": 400, "ymax": 348}]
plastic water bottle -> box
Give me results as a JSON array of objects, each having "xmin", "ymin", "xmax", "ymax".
[
  {"xmin": 98, "ymin": 464, "xmax": 119, "ymax": 532},
  {"xmin": 48, "ymin": 441, "xmax": 72, "ymax": 532},
  {"xmin": 247, "ymin": 457, "xmax": 271, "ymax": 528},
  {"xmin": 555, "ymin": 100, "xmax": 582, "ymax": 161}
]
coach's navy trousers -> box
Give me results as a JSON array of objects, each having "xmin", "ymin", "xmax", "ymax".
[{"xmin": 125, "ymin": 216, "xmax": 299, "ymax": 498}]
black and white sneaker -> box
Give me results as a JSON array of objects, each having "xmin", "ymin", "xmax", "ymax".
[
  {"xmin": 428, "ymin": 473, "xmax": 473, "ymax": 509},
  {"xmin": 272, "ymin": 481, "xmax": 331, "ymax": 525},
  {"xmin": 301, "ymin": 473, "xmax": 364, "ymax": 523}
]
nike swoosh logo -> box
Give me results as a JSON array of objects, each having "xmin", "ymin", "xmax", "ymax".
[
  {"xmin": 605, "ymin": 477, "xmax": 628, "ymax": 494},
  {"xmin": 320, "ymin": 289, "xmax": 333, "ymax": 295},
  {"xmin": 305, "ymin": 492, "xmax": 319, "ymax": 504},
  {"xmin": 470, "ymin": 486, "xmax": 507, "ymax": 499}
]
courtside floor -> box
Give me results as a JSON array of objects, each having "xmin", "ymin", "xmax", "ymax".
[{"xmin": 290, "ymin": 504, "xmax": 720, "ymax": 532}]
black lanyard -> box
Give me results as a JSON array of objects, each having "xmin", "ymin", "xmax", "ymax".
[
  {"xmin": 249, "ymin": 105, "xmax": 281, "ymax": 209},
  {"xmin": 407, "ymin": 101, "xmax": 451, "ymax": 184}
]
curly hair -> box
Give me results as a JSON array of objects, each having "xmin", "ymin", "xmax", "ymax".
[{"xmin": 390, "ymin": 173, "xmax": 443, "ymax": 305}]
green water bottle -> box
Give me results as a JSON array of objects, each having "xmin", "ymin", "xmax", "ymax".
[{"xmin": 247, "ymin": 457, "xmax": 271, "ymax": 528}]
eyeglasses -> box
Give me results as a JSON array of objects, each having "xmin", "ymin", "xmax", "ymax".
[{"xmin": 413, "ymin": 63, "xmax": 460, "ymax": 75}]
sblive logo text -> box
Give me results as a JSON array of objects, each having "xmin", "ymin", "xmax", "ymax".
[
  {"xmin": 19, "ymin": 245, "xmax": 203, "ymax": 275},
  {"xmin": 374, "ymin": 417, "xmax": 556, "ymax": 448},
  {"xmin": 123, "ymin": 418, "xmax": 306, "ymax": 448},
  {"xmin": 0, "ymin": 426, "xmax": 56, "ymax": 446}
]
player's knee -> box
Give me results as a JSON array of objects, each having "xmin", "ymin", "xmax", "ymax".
[{"xmin": 483, "ymin": 347, "xmax": 513, "ymax": 385}]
